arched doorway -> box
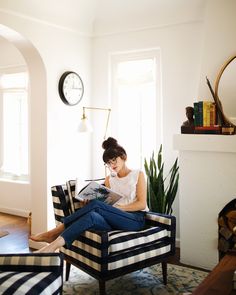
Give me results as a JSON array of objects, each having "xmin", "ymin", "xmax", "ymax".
[{"xmin": 0, "ymin": 24, "xmax": 47, "ymax": 248}]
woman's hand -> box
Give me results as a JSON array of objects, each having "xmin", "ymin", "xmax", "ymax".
[{"xmin": 80, "ymin": 199, "xmax": 90, "ymax": 207}]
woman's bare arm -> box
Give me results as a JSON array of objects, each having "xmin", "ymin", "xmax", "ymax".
[{"xmin": 104, "ymin": 176, "xmax": 110, "ymax": 188}]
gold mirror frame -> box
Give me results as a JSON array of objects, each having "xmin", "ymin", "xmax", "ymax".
[{"xmin": 214, "ymin": 55, "xmax": 236, "ymax": 130}]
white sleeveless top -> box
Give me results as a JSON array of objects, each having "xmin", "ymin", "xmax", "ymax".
[{"xmin": 109, "ymin": 169, "xmax": 149, "ymax": 211}]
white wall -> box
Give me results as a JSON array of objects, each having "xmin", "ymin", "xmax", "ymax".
[
  {"xmin": 198, "ymin": 0, "xmax": 236, "ymax": 101},
  {"xmin": 0, "ymin": 36, "xmax": 25, "ymax": 66},
  {"xmin": 1, "ymin": 0, "xmax": 236, "ymax": 247},
  {"xmin": 91, "ymin": 22, "xmax": 205, "ymax": 239},
  {"xmin": 0, "ymin": 181, "xmax": 30, "ymax": 217},
  {"xmin": 0, "ymin": 10, "xmax": 92, "ymax": 238},
  {"xmin": 91, "ymin": 0, "xmax": 236, "ymax": 243}
]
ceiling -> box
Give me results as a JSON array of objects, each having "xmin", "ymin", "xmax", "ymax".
[{"xmin": 0, "ymin": 0, "xmax": 207, "ymax": 35}]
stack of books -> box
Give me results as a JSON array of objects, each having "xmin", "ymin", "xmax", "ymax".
[{"xmin": 194, "ymin": 100, "xmax": 221, "ymax": 134}]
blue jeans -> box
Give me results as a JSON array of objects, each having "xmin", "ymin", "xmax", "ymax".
[{"xmin": 61, "ymin": 199, "xmax": 146, "ymax": 247}]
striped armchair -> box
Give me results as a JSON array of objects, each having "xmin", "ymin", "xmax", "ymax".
[
  {"xmin": 0, "ymin": 253, "xmax": 63, "ymax": 295},
  {"xmin": 52, "ymin": 180, "xmax": 176, "ymax": 295}
]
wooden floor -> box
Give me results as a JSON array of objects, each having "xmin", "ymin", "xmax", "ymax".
[
  {"xmin": 0, "ymin": 212, "xmax": 208, "ymax": 273},
  {"xmin": 0, "ymin": 212, "xmax": 30, "ymax": 253}
]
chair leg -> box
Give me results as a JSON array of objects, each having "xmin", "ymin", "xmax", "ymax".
[
  {"xmin": 65, "ymin": 261, "xmax": 71, "ymax": 281},
  {"xmin": 99, "ymin": 280, "xmax": 106, "ymax": 295},
  {"xmin": 161, "ymin": 261, "xmax": 167, "ymax": 285}
]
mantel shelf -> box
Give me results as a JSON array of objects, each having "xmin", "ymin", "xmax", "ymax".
[{"xmin": 173, "ymin": 134, "xmax": 236, "ymax": 153}]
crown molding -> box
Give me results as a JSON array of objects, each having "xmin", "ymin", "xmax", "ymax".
[
  {"xmin": 0, "ymin": 8, "xmax": 93, "ymax": 37},
  {"xmin": 92, "ymin": 19, "xmax": 204, "ymax": 38}
]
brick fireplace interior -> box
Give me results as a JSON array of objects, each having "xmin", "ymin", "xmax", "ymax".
[{"xmin": 218, "ymin": 199, "xmax": 236, "ymax": 260}]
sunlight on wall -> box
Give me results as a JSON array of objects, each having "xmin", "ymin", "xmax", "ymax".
[
  {"xmin": 111, "ymin": 52, "xmax": 160, "ymax": 169},
  {"xmin": 0, "ymin": 71, "xmax": 29, "ymax": 179}
]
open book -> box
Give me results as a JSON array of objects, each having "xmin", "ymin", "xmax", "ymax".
[{"xmin": 75, "ymin": 181, "xmax": 123, "ymax": 206}]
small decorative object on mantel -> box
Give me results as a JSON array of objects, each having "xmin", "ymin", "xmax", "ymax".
[
  {"xmin": 181, "ymin": 106, "xmax": 195, "ymax": 134},
  {"xmin": 206, "ymin": 76, "xmax": 236, "ymax": 135},
  {"xmin": 221, "ymin": 125, "xmax": 235, "ymax": 135}
]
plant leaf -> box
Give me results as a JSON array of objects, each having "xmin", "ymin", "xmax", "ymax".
[{"xmin": 144, "ymin": 146, "xmax": 179, "ymax": 215}]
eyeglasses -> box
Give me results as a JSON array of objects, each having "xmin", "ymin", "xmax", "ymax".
[{"xmin": 104, "ymin": 157, "xmax": 117, "ymax": 167}]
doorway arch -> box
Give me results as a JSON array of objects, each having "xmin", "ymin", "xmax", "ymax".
[{"xmin": 0, "ymin": 23, "xmax": 47, "ymax": 243}]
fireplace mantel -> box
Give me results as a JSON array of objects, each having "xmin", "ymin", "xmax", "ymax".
[
  {"xmin": 173, "ymin": 134, "xmax": 236, "ymax": 270},
  {"xmin": 174, "ymin": 134, "xmax": 236, "ymax": 153}
]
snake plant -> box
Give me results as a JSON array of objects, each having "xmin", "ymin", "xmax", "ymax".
[{"xmin": 144, "ymin": 145, "xmax": 179, "ymax": 214}]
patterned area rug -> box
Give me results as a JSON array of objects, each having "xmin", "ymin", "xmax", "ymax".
[{"xmin": 63, "ymin": 264, "xmax": 208, "ymax": 295}]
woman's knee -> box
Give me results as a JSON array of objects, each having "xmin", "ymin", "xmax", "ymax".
[
  {"xmin": 89, "ymin": 210, "xmax": 99, "ymax": 221},
  {"xmin": 89, "ymin": 211, "xmax": 111, "ymax": 231}
]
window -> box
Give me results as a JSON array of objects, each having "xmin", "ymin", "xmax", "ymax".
[
  {"xmin": 110, "ymin": 50, "xmax": 162, "ymax": 169},
  {"xmin": 0, "ymin": 70, "xmax": 29, "ymax": 181}
]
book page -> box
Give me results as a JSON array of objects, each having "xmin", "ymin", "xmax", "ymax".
[
  {"xmin": 76, "ymin": 181, "xmax": 123, "ymax": 205},
  {"xmin": 75, "ymin": 178, "xmax": 88, "ymax": 196}
]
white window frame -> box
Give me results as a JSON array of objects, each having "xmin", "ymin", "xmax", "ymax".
[
  {"xmin": 0, "ymin": 66, "xmax": 29, "ymax": 182},
  {"xmin": 109, "ymin": 48, "xmax": 163, "ymax": 167}
]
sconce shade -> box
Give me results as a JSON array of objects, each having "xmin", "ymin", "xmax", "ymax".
[
  {"xmin": 78, "ymin": 116, "xmax": 93, "ymax": 133},
  {"xmin": 78, "ymin": 106, "xmax": 111, "ymax": 139}
]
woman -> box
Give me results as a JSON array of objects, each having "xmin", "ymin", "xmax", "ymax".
[{"xmin": 30, "ymin": 137, "xmax": 148, "ymax": 252}]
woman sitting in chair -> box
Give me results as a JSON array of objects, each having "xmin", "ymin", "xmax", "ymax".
[{"xmin": 30, "ymin": 137, "xmax": 148, "ymax": 252}]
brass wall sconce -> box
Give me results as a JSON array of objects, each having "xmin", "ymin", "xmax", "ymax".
[{"xmin": 78, "ymin": 106, "xmax": 111, "ymax": 139}]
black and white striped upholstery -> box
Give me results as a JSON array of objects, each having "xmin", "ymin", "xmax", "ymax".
[
  {"xmin": 0, "ymin": 253, "xmax": 63, "ymax": 295},
  {"xmin": 52, "ymin": 180, "xmax": 176, "ymax": 295}
]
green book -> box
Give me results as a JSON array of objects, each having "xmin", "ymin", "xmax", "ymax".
[
  {"xmin": 194, "ymin": 102, "xmax": 202, "ymax": 127},
  {"xmin": 198, "ymin": 101, "xmax": 203, "ymax": 126}
]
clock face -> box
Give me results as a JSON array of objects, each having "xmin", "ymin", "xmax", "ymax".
[{"xmin": 58, "ymin": 71, "xmax": 84, "ymax": 106}]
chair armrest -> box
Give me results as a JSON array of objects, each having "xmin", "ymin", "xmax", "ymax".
[
  {"xmin": 0, "ymin": 253, "xmax": 63, "ymax": 272},
  {"xmin": 145, "ymin": 211, "xmax": 175, "ymax": 226},
  {"xmin": 145, "ymin": 211, "xmax": 176, "ymax": 239}
]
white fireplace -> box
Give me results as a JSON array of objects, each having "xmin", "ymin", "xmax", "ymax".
[{"xmin": 173, "ymin": 134, "xmax": 236, "ymax": 270}]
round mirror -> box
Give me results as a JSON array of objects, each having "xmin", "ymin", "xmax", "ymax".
[{"xmin": 215, "ymin": 55, "xmax": 236, "ymax": 125}]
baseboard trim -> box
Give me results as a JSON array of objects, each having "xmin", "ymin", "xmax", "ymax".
[{"xmin": 0, "ymin": 207, "xmax": 30, "ymax": 218}]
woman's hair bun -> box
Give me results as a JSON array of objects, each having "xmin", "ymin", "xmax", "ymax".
[
  {"xmin": 102, "ymin": 137, "xmax": 127, "ymax": 163},
  {"xmin": 102, "ymin": 137, "xmax": 118, "ymax": 150}
]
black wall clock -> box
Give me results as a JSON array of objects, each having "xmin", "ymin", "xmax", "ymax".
[{"xmin": 58, "ymin": 71, "xmax": 84, "ymax": 106}]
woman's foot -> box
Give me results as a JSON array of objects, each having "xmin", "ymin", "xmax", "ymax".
[
  {"xmin": 34, "ymin": 236, "xmax": 65, "ymax": 253},
  {"xmin": 30, "ymin": 232, "xmax": 56, "ymax": 243},
  {"xmin": 30, "ymin": 224, "xmax": 64, "ymax": 243}
]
